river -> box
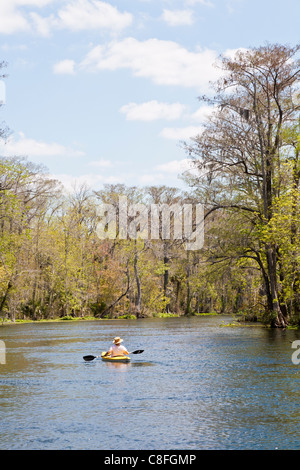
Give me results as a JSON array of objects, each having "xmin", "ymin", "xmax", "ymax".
[{"xmin": 1, "ymin": 315, "xmax": 300, "ymax": 450}]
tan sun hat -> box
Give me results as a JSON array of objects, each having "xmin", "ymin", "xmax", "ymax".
[{"xmin": 113, "ymin": 337, "xmax": 123, "ymax": 345}]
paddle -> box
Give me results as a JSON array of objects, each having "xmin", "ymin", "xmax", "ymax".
[{"xmin": 83, "ymin": 350, "xmax": 144, "ymax": 362}]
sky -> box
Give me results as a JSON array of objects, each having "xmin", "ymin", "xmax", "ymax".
[{"xmin": 0, "ymin": 0, "xmax": 299, "ymax": 192}]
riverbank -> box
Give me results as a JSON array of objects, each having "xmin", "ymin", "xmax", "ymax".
[
  {"xmin": 2, "ymin": 313, "xmax": 299, "ymax": 329},
  {"xmin": 1, "ymin": 311, "xmax": 220, "ymax": 325}
]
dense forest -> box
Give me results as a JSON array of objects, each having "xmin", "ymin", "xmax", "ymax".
[{"xmin": 0, "ymin": 44, "xmax": 300, "ymax": 327}]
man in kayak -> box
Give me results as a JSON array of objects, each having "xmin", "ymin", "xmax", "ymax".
[{"xmin": 103, "ymin": 337, "xmax": 129, "ymax": 357}]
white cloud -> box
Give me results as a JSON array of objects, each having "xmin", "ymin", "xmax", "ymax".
[
  {"xmin": 89, "ymin": 159, "xmax": 113, "ymax": 167},
  {"xmin": 79, "ymin": 38, "xmax": 220, "ymax": 91},
  {"xmin": 152, "ymin": 158, "xmax": 200, "ymax": 183},
  {"xmin": 155, "ymin": 158, "xmax": 194, "ymax": 174},
  {"xmin": 53, "ymin": 59, "xmax": 76, "ymax": 75},
  {"xmin": 190, "ymin": 104, "xmax": 215, "ymax": 122},
  {"xmin": 0, "ymin": 0, "xmax": 56, "ymax": 34},
  {"xmin": 120, "ymin": 100, "xmax": 187, "ymax": 121},
  {"xmin": 161, "ymin": 9, "xmax": 194, "ymax": 26},
  {"xmin": 160, "ymin": 126, "xmax": 203, "ymax": 140},
  {"xmin": 138, "ymin": 173, "xmax": 163, "ymax": 184},
  {"xmin": 51, "ymin": 172, "xmax": 103, "ymax": 192},
  {"xmin": 1, "ymin": 43, "xmax": 28, "ymax": 51},
  {"xmin": 0, "ymin": 0, "xmax": 132, "ymax": 35},
  {"xmin": 185, "ymin": 0, "xmax": 214, "ymax": 6},
  {"xmin": 29, "ymin": 11, "xmax": 55, "ymax": 36},
  {"xmin": 13, "ymin": 0, "xmax": 55, "ymax": 6},
  {"xmin": 0, "ymin": 132, "xmax": 85, "ymax": 158},
  {"xmin": 52, "ymin": 172, "xmax": 127, "ymax": 192},
  {"xmin": 223, "ymin": 47, "xmax": 250, "ymax": 59},
  {"xmin": 56, "ymin": 0, "xmax": 132, "ymax": 32},
  {"xmin": 0, "ymin": 3, "xmax": 30, "ymax": 34},
  {"xmin": 135, "ymin": 158, "xmax": 199, "ymax": 185}
]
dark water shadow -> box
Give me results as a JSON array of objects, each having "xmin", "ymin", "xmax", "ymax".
[{"xmin": 83, "ymin": 360, "xmax": 99, "ymax": 366}]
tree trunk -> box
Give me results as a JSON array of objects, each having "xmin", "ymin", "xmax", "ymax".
[
  {"xmin": 0, "ymin": 280, "xmax": 12, "ymax": 318},
  {"xmin": 134, "ymin": 248, "xmax": 141, "ymax": 318},
  {"xmin": 185, "ymin": 251, "xmax": 192, "ymax": 315},
  {"xmin": 163, "ymin": 252, "xmax": 170, "ymax": 313},
  {"xmin": 265, "ymin": 244, "xmax": 288, "ymax": 328}
]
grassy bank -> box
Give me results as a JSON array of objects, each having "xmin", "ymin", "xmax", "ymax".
[{"xmin": 1, "ymin": 311, "xmax": 221, "ymax": 325}]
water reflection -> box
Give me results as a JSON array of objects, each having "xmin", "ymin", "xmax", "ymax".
[{"xmin": 101, "ymin": 361, "xmax": 131, "ymax": 371}]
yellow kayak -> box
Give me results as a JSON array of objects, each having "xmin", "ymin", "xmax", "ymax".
[{"xmin": 101, "ymin": 352, "xmax": 131, "ymax": 363}]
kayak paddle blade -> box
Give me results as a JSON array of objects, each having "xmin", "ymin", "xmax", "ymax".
[{"xmin": 83, "ymin": 355, "xmax": 98, "ymax": 361}]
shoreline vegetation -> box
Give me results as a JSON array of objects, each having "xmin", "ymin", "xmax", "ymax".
[
  {"xmin": 3, "ymin": 311, "xmax": 297, "ymax": 329},
  {"xmin": 1, "ymin": 311, "xmax": 219, "ymax": 325}
]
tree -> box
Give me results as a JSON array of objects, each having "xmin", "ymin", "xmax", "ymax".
[
  {"xmin": 184, "ymin": 43, "xmax": 300, "ymax": 327},
  {"xmin": 0, "ymin": 157, "xmax": 61, "ymax": 320}
]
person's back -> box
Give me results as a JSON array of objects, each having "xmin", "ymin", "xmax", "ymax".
[
  {"xmin": 105, "ymin": 337, "xmax": 129, "ymax": 357},
  {"xmin": 109, "ymin": 343, "xmax": 128, "ymax": 357}
]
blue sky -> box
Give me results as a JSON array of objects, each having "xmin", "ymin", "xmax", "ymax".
[{"xmin": 0, "ymin": 0, "xmax": 299, "ymax": 191}]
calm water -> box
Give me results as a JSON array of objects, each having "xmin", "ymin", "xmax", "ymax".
[{"xmin": 1, "ymin": 315, "xmax": 300, "ymax": 450}]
